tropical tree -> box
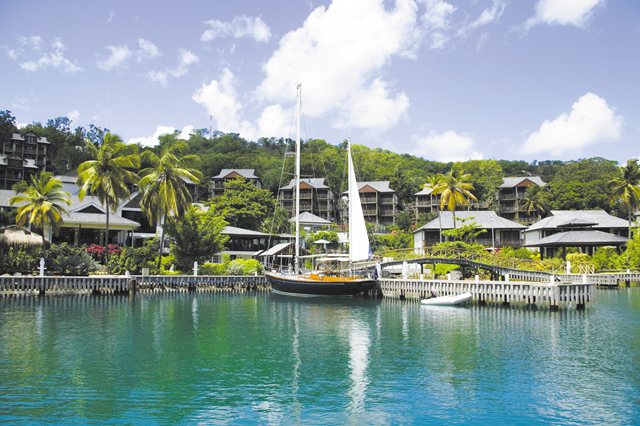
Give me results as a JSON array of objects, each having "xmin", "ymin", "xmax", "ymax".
[
  {"xmin": 208, "ymin": 177, "xmax": 276, "ymax": 229},
  {"xmin": 432, "ymin": 168, "xmax": 478, "ymax": 229},
  {"xmin": 10, "ymin": 172, "xmax": 71, "ymax": 246},
  {"xmin": 521, "ymin": 185, "xmax": 550, "ymax": 223},
  {"xmin": 608, "ymin": 159, "xmax": 640, "ymax": 237},
  {"xmin": 77, "ymin": 132, "xmax": 140, "ymax": 266},
  {"xmin": 164, "ymin": 205, "xmax": 229, "ymax": 272},
  {"xmin": 138, "ymin": 141, "xmax": 203, "ymax": 269}
]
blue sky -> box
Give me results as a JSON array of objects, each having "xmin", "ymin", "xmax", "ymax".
[{"xmin": 1, "ymin": 0, "xmax": 639, "ymax": 163}]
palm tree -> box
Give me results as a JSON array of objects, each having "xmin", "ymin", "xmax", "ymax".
[
  {"xmin": 608, "ymin": 159, "xmax": 640, "ymax": 238},
  {"xmin": 432, "ymin": 168, "xmax": 477, "ymax": 229},
  {"xmin": 138, "ymin": 141, "xmax": 203, "ymax": 269},
  {"xmin": 77, "ymin": 132, "xmax": 140, "ymax": 266},
  {"xmin": 10, "ymin": 172, "xmax": 71, "ymax": 246},
  {"xmin": 425, "ymin": 174, "xmax": 444, "ymax": 243},
  {"xmin": 521, "ymin": 186, "xmax": 549, "ymax": 223}
]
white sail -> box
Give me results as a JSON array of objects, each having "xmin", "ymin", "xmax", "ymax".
[{"xmin": 348, "ymin": 140, "xmax": 370, "ymax": 263}]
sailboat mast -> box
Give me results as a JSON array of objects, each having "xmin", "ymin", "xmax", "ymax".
[
  {"xmin": 347, "ymin": 137, "xmax": 353, "ymax": 268},
  {"xmin": 294, "ymin": 83, "xmax": 301, "ymax": 274}
]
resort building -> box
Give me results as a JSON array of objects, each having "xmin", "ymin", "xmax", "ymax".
[
  {"xmin": 524, "ymin": 210, "xmax": 629, "ymax": 257},
  {"xmin": 414, "ymin": 185, "xmax": 441, "ymax": 218},
  {"xmin": 413, "ymin": 210, "xmax": 526, "ymax": 251},
  {"xmin": 341, "ymin": 181, "xmax": 398, "ymax": 229},
  {"xmin": 497, "ymin": 176, "xmax": 546, "ymax": 224},
  {"xmin": 0, "ymin": 132, "xmax": 52, "ymax": 189},
  {"xmin": 289, "ymin": 211, "xmax": 333, "ymax": 233},
  {"xmin": 278, "ymin": 178, "xmax": 336, "ymax": 222},
  {"xmin": 209, "ymin": 169, "xmax": 262, "ymax": 198},
  {"xmin": 214, "ymin": 225, "xmax": 291, "ymax": 263}
]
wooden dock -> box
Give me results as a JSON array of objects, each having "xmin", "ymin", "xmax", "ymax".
[
  {"xmin": 0, "ymin": 275, "xmax": 595, "ymax": 309},
  {"xmin": 379, "ymin": 278, "xmax": 594, "ymax": 310}
]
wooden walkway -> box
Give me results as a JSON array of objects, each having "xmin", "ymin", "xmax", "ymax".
[
  {"xmin": 379, "ymin": 278, "xmax": 594, "ymax": 310},
  {"xmin": 0, "ymin": 274, "xmax": 596, "ymax": 309}
]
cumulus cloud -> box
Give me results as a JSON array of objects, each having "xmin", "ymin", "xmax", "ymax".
[
  {"xmin": 11, "ymin": 36, "xmax": 82, "ymax": 73},
  {"xmin": 337, "ymin": 78, "xmax": 409, "ymax": 131},
  {"xmin": 257, "ymin": 0, "xmax": 419, "ymax": 133},
  {"xmin": 128, "ymin": 125, "xmax": 195, "ymax": 147},
  {"xmin": 147, "ymin": 49, "xmax": 198, "ymax": 85},
  {"xmin": 192, "ymin": 68, "xmax": 257, "ymax": 138},
  {"xmin": 97, "ymin": 39, "xmax": 161, "ymax": 70},
  {"xmin": 413, "ymin": 130, "xmax": 483, "ymax": 162},
  {"xmin": 521, "ymin": 92, "xmax": 622, "ymax": 157},
  {"xmin": 256, "ymin": 104, "xmax": 292, "ymax": 138},
  {"xmin": 421, "ymin": 0, "xmax": 457, "ymax": 49},
  {"xmin": 202, "ymin": 15, "xmax": 272, "ymax": 42},
  {"xmin": 97, "ymin": 45, "xmax": 132, "ymax": 70},
  {"xmin": 525, "ymin": 0, "xmax": 603, "ymax": 29}
]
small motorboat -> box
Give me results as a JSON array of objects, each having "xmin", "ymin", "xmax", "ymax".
[{"xmin": 421, "ymin": 292, "xmax": 473, "ymax": 306}]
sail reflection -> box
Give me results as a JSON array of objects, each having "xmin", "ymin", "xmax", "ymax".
[{"xmin": 347, "ymin": 317, "xmax": 370, "ymax": 414}]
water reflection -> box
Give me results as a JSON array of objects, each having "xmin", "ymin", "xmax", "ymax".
[{"xmin": 347, "ymin": 317, "xmax": 370, "ymax": 415}]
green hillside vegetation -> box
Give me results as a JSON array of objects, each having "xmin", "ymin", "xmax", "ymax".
[{"xmin": 0, "ymin": 110, "xmax": 630, "ymax": 219}]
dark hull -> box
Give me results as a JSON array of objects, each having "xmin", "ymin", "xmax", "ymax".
[{"xmin": 265, "ymin": 272, "xmax": 376, "ymax": 296}]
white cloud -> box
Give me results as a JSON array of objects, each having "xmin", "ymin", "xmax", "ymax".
[
  {"xmin": 136, "ymin": 39, "xmax": 161, "ymax": 61},
  {"xmin": 97, "ymin": 45, "xmax": 132, "ymax": 70},
  {"xmin": 169, "ymin": 49, "xmax": 199, "ymax": 77},
  {"xmin": 337, "ymin": 78, "xmax": 409, "ymax": 131},
  {"xmin": 147, "ymin": 49, "xmax": 198, "ymax": 85},
  {"xmin": 128, "ymin": 125, "xmax": 195, "ymax": 147},
  {"xmin": 14, "ymin": 36, "xmax": 82, "ymax": 73},
  {"xmin": 413, "ymin": 130, "xmax": 483, "ymax": 162},
  {"xmin": 525, "ymin": 0, "xmax": 603, "ymax": 29},
  {"xmin": 66, "ymin": 110, "xmax": 80, "ymax": 123},
  {"xmin": 521, "ymin": 92, "xmax": 622, "ymax": 157},
  {"xmin": 201, "ymin": 15, "xmax": 272, "ymax": 43},
  {"xmin": 459, "ymin": 0, "xmax": 506, "ymax": 36},
  {"xmin": 257, "ymin": 104, "xmax": 292, "ymax": 138},
  {"xmin": 192, "ymin": 68, "xmax": 257, "ymax": 139},
  {"xmin": 97, "ymin": 39, "xmax": 161, "ymax": 71},
  {"xmin": 421, "ymin": 0, "xmax": 456, "ymax": 49},
  {"xmin": 257, "ymin": 0, "xmax": 419, "ymax": 133},
  {"xmin": 146, "ymin": 70, "xmax": 169, "ymax": 87}
]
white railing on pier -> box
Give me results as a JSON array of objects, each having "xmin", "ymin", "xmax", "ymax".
[{"xmin": 379, "ymin": 278, "xmax": 594, "ymax": 309}]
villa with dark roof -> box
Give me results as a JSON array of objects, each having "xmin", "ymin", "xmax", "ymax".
[
  {"xmin": 414, "ymin": 185, "xmax": 440, "ymax": 218},
  {"xmin": 278, "ymin": 177, "xmax": 335, "ymax": 222},
  {"xmin": 413, "ymin": 210, "xmax": 526, "ymax": 251},
  {"xmin": 209, "ymin": 169, "xmax": 262, "ymax": 198},
  {"xmin": 342, "ymin": 181, "xmax": 398, "ymax": 228},
  {"xmin": 0, "ymin": 133, "xmax": 52, "ymax": 190},
  {"xmin": 524, "ymin": 210, "xmax": 629, "ymax": 257},
  {"xmin": 497, "ymin": 176, "xmax": 546, "ymax": 224}
]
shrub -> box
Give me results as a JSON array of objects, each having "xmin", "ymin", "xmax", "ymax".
[
  {"xmin": 48, "ymin": 243, "xmax": 98, "ymax": 276},
  {"xmin": 199, "ymin": 262, "xmax": 227, "ymax": 275},
  {"xmin": 0, "ymin": 246, "xmax": 39, "ymax": 275},
  {"xmin": 227, "ymin": 258, "xmax": 263, "ymax": 275}
]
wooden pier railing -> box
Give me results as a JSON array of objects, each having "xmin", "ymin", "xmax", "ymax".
[
  {"xmin": 0, "ymin": 274, "xmax": 595, "ymax": 309},
  {"xmin": 378, "ymin": 278, "xmax": 594, "ymax": 310}
]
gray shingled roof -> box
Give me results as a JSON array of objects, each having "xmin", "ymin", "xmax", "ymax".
[
  {"xmin": 341, "ymin": 181, "xmax": 395, "ymax": 194},
  {"xmin": 63, "ymin": 212, "xmax": 140, "ymax": 228},
  {"xmin": 500, "ymin": 176, "xmax": 546, "ymax": 188},
  {"xmin": 289, "ymin": 211, "xmax": 332, "ymax": 225},
  {"xmin": 527, "ymin": 210, "xmax": 628, "ymax": 231},
  {"xmin": 415, "ymin": 186, "xmax": 435, "ymax": 196},
  {"xmin": 524, "ymin": 230, "xmax": 628, "ymax": 247},
  {"xmin": 222, "ymin": 226, "xmax": 269, "ymax": 237},
  {"xmin": 212, "ymin": 169, "xmax": 259, "ymax": 179},
  {"xmin": 280, "ymin": 177, "xmax": 330, "ymax": 190},
  {"xmin": 414, "ymin": 210, "xmax": 526, "ymax": 232}
]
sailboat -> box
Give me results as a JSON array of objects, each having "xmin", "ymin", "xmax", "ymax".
[{"xmin": 265, "ymin": 84, "xmax": 376, "ymax": 296}]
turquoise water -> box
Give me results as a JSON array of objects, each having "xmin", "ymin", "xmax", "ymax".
[{"xmin": 0, "ymin": 289, "xmax": 638, "ymax": 424}]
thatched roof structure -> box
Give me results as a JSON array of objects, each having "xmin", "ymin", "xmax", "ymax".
[{"xmin": 0, "ymin": 226, "xmax": 43, "ymax": 247}]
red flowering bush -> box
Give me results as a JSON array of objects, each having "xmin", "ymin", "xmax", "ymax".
[{"xmin": 86, "ymin": 244, "xmax": 122, "ymax": 260}]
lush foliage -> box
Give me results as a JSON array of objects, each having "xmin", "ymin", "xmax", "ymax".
[
  {"xmin": 164, "ymin": 205, "xmax": 228, "ymax": 272},
  {"xmin": 441, "ymin": 218, "xmax": 487, "ymax": 243},
  {"xmin": 208, "ymin": 177, "xmax": 276, "ymax": 230},
  {"xmin": 10, "ymin": 172, "xmax": 71, "ymax": 245},
  {"xmin": 226, "ymin": 258, "xmax": 263, "ymax": 275},
  {"xmin": 47, "ymin": 243, "xmax": 98, "ymax": 276}
]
